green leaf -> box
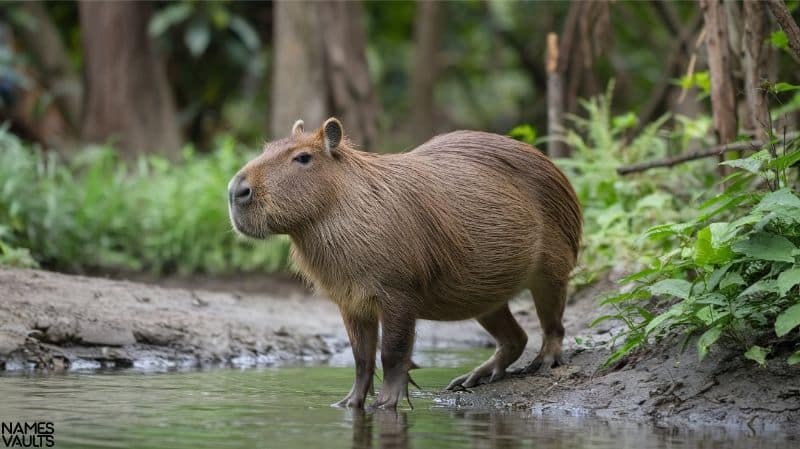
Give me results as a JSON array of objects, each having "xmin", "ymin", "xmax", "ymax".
[
  {"xmin": 644, "ymin": 305, "xmax": 682, "ymax": 334},
  {"xmin": 599, "ymin": 289, "xmax": 649, "ymax": 305},
  {"xmin": 649, "ymin": 278, "xmax": 692, "ymax": 299},
  {"xmin": 185, "ymin": 20, "xmax": 211, "ymax": 57},
  {"xmin": 694, "ymin": 225, "xmax": 734, "ymax": 266},
  {"xmin": 775, "ymin": 303, "xmax": 800, "ymax": 337},
  {"xmin": 777, "ymin": 267, "xmax": 800, "ymax": 296},
  {"xmin": 744, "ymin": 345, "xmax": 769, "ymax": 367},
  {"xmin": 720, "ymin": 271, "xmax": 745, "ymax": 289},
  {"xmin": 697, "ymin": 326, "xmax": 723, "ymax": 361},
  {"xmin": 589, "ymin": 314, "xmax": 619, "ymax": 327},
  {"xmin": 618, "ymin": 267, "xmax": 659, "ymax": 284},
  {"xmin": 772, "ymin": 82, "xmax": 800, "ymax": 93},
  {"xmin": 720, "ymin": 150, "xmax": 770, "ymax": 174},
  {"xmin": 755, "ymin": 189, "xmax": 800, "ymax": 212},
  {"xmin": 612, "ymin": 112, "xmax": 638, "ymax": 131},
  {"xmin": 603, "ymin": 334, "xmax": 644, "ymax": 367},
  {"xmin": 789, "ymin": 350, "xmax": 800, "ymax": 365},
  {"xmin": 738, "ymin": 279, "xmax": 779, "ymax": 299},
  {"xmin": 770, "ymin": 30, "xmax": 789, "ymax": 50},
  {"xmin": 768, "ymin": 149, "xmax": 800, "ymax": 172},
  {"xmin": 229, "ymin": 16, "xmax": 260, "ymax": 51},
  {"xmin": 706, "ymin": 264, "xmax": 732, "ymax": 291},
  {"xmin": 508, "ymin": 124, "xmax": 537, "ymax": 146},
  {"xmin": 148, "ymin": 3, "xmax": 192, "ymax": 37},
  {"xmin": 732, "ymin": 232, "xmax": 797, "ymax": 263}
]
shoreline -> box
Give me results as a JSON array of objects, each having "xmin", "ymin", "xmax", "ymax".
[{"xmin": 1, "ymin": 267, "xmax": 798, "ymax": 435}]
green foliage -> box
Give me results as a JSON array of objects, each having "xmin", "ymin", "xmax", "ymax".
[
  {"xmin": 507, "ymin": 124, "xmax": 537, "ymax": 146},
  {"xmin": 0, "ymin": 129, "xmax": 290, "ymax": 275},
  {"xmin": 770, "ymin": 30, "xmax": 790, "ymax": 51},
  {"xmin": 597, "ymin": 135, "xmax": 800, "ymax": 367},
  {"xmin": 555, "ymin": 82, "xmax": 714, "ymax": 286},
  {"xmin": 677, "ymin": 71, "xmax": 711, "ymax": 96}
]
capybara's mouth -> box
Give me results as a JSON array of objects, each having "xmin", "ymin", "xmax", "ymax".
[{"xmin": 228, "ymin": 205, "xmax": 270, "ymax": 240}]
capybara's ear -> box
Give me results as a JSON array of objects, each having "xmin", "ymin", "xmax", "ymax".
[
  {"xmin": 292, "ymin": 119, "xmax": 304, "ymax": 135},
  {"xmin": 322, "ymin": 118, "xmax": 343, "ymax": 154}
]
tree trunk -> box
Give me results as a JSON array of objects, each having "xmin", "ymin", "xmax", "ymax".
[
  {"xmin": 546, "ymin": 33, "xmax": 567, "ymax": 158},
  {"xmin": 271, "ymin": 0, "xmax": 381, "ymax": 150},
  {"xmin": 410, "ymin": 0, "xmax": 443, "ymax": 144},
  {"xmin": 79, "ymin": 1, "xmax": 181, "ymax": 157},
  {"xmin": 271, "ymin": 1, "xmax": 328, "ymax": 137},
  {"xmin": 700, "ymin": 0, "xmax": 738, "ymax": 150},
  {"xmin": 742, "ymin": 0, "xmax": 769, "ymax": 141}
]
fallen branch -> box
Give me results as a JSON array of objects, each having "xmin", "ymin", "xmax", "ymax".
[{"xmin": 616, "ymin": 132, "xmax": 800, "ymax": 175}]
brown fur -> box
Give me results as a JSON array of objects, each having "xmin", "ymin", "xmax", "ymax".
[{"xmin": 229, "ymin": 119, "xmax": 582, "ymax": 409}]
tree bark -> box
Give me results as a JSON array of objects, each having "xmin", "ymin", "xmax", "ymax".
[
  {"xmin": 742, "ymin": 0, "xmax": 770, "ymax": 141},
  {"xmin": 700, "ymin": 0, "xmax": 738, "ymax": 148},
  {"xmin": 79, "ymin": 1, "xmax": 181, "ymax": 157},
  {"xmin": 546, "ymin": 33, "xmax": 567, "ymax": 158},
  {"xmin": 766, "ymin": 0, "xmax": 800, "ymax": 61},
  {"xmin": 410, "ymin": 0, "xmax": 443, "ymax": 144},
  {"xmin": 271, "ymin": 0, "xmax": 381, "ymax": 150},
  {"xmin": 271, "ymin": 1, "xmax": 328, "ymax": 137}
]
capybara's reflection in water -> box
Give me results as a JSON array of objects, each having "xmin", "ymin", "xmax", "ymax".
[{"xmin": 348, "ymin": 408, "xmax": 528, "ymax": 449}]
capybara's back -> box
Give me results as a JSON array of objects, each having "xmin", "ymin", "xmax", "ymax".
[{"xmin": 229, "ymin": 119, "xmax": 582, "ymax": 409}]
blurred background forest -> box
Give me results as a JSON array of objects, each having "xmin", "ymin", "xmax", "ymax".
[
  {"xmin": 0, "ymin": 0, "xmax": 796, "ymax": 271},
  {"xmin": 2, "ymin": 0, "xmax": 800, "ymax": 366}
]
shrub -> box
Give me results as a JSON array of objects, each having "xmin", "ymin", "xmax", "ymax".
[
  {"xmin": 598, "ymin": 134, "xmax": 800, "ymax": 366},
  {"xmin": 0, "ymin": 129, "xmax": 290, "ymax": 275}
]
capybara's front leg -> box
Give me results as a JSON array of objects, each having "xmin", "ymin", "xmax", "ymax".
[
  {"xmin": 371, "ymin": 312, "xmax": 416, "ymax": 409},
  {"xmin": 333, "ymin": 312, "xmax": 378, "ymax": 408}
]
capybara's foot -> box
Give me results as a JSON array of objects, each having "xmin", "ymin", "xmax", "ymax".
[
  {"xmin": 369, "ymin": 374, "xmax": 411, "ymax": 410},
  {"xmin": 517, "ymin": 351, "xmax": 565, "ymax": 374},
  {"xmin": 446, "ymin": 364, "xmax": 506, "ymax": 390},
  {"xmin": 332, "ymin": 391, "xmax": 366, "ymax": 409}
]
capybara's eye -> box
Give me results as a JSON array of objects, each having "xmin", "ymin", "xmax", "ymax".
[{"xmin": 293, "ymin": 153, "xmax": 312, "ymax": 165}]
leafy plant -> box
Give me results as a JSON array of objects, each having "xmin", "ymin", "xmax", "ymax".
[
  {"xmin": 0, "ymin": 129, "xmax": 290, "ymax": 275},
  {"xmin": 597, "ymin": 133, "xmax": 800, "ymax": 367},
  {"xmin": 553, "ymin": 82, "xmax": 715, "ymax": 286}
]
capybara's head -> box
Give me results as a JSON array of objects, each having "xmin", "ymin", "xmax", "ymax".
[{"xmin": 228, "ymin": 118, "xmax": 348, "ymax": 238}]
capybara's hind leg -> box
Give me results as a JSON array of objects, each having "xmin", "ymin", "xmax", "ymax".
[
  {"xmin": 521, "ymin": 276, "xmax": 567, "ymax": 373},
  {"xmin": 446, "ymin": 304, "xmax": 527, "ymax": 389}
]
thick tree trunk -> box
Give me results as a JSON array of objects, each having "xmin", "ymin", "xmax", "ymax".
[
  {"xmin": 410, "ymin": 0, "xmax": 443, "ymax": 144},
  {"xmin": 271, "ymin": 1, "xmax": 328, "ymax": 136},
  {"xmin": 271, "ymin": 0, "xmax": 380, "ymax": 150},
  {"xmin": 700, "ymin": 0, "xmax": 738, "ymax": 149},
  {"xmin": 742, "ymin": 0, "xmax": 769, "ymax": 141},
  {"xmin": 79, "ymin": 1, "xmax": 181, "ymax": 157}
]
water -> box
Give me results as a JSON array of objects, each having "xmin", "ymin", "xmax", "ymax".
[{"xmin": 0, "ymin": 351, "xmax": 788, "ymax": 449}]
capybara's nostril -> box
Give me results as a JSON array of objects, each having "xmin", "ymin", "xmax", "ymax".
[{"xmin": 230, "ymin": 176, "xmax": 252, "ymax": 206}]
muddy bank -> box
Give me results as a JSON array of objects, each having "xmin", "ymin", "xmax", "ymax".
[
  {"xmin": 437, "ymin": 279, "xmax": 800, "ymax": 436},
  {"xmin": 0, "ymin": 267, "xmax": 488, "ymax": 371},
  {"xmin": 1, "ymin": 267, "xmax": 798, "ymax": 435}
]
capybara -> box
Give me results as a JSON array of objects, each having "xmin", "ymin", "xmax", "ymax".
[{"xmin": 228, "ymin": 118, "xmax": 581, "ymax": 409}]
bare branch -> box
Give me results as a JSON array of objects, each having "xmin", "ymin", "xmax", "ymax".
[{"xmin": 616, "ymin": 132, "xmax": 799, "ymax": 175}]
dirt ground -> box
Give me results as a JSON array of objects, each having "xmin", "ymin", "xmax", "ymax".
[{"xmin": 1, "ymin": 267, "xmax": 798, "ymax": 436}]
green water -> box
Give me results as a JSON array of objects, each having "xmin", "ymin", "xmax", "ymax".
[{"xmin": 0, "ymin": 351, "xmax": 788, "ymax": 449}]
